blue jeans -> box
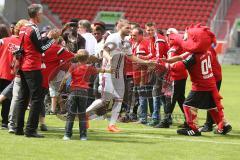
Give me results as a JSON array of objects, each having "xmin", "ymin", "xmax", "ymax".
[
  {"xmin": 152, "ymin": 96, "xmax": 161, "ymax": 120},
  {"xmin": 138, "ymin": 96, "xmax": 148, "ymax": 122},
  {"xmin": 65, "ymin": 89, "xmax": 88, "ymax": 138}
]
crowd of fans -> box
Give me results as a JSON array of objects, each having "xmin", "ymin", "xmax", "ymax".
[{"xmin": 0, "ymin": 4, "xmax": 232, "ymax": 140}]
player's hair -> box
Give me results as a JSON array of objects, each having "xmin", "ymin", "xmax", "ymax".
[
  {"xmin": 70, "ymin": 18, "xmax": 80, "ymax": 23},
  {"xmin": 27, "ymin": 4, "xmax": 43, "ymax": 18},
  {"xmin": 78, "ymin": 19, "xmax": 92, "ymax": 33},
  {"xmin": 93, "ymin": 25, "xmax": 105, "ymax": 34},
  {"xmin": 11, "ymin": 22, "xmax": 17, "ymax": 26},
  {"xmin": 0, "ymin": 24, "xmax": 10, "ymax": 39},
  {"xmin": 117, "ymin": 19, "xmax": 130, "ymax": 30},
  {"xmin": 145, "ymin": 22, "xmax": 156, "ymax": 27},
  {"xmin": 14, "ymin": 19, "xmax": 29, "ymax": 35},
  {"xmin": 133, "ymin": 27, "xmax": 144, "ymax": 35},
  {"xmin": 76, "ymin": 49, "xmax": 89, "ymax": 62},
  {"xmin": 130, "ymin": 22, "xmax": 140, "ymax": 28}
]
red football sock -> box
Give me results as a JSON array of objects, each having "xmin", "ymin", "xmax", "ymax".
[
  {"xmin": 183, "ymin": 105, "xmax": 198, "ymax": 131},
  {"xmin": 211, "ymin": 88, "xmax": 224, "ymax": 130},
  {"xmin": 208, "ymin": 108, "xmax": 221, "ymax": 123}
]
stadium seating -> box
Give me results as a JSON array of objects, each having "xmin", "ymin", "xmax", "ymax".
[{"xmin": 40, "ymin": 0, "xmax": 219, "ymax": 30}]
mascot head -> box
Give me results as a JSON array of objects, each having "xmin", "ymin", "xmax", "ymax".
[{"xmin": 181, "ymin": 24, "xmax": 216, "ymax": 53}]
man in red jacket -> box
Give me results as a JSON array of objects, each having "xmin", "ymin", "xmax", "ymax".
[
  {"xmin": 157, "ymin": 29, "xmax": 188, "ymax": 128},
  {"xmin": 143, "ymin": 22, "xmax": 169, "ymax": 126},
  {"xmin": 15, "ymin": 4, "xmax": 57, "ymax": 138}
]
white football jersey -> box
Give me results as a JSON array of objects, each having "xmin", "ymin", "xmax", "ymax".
[{"xmin": 102, "ymin": 32, "xmax": 132, "ymax": 79}]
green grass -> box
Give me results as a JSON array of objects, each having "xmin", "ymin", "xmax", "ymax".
[{"xmin": 1, "ymin": 65, "xmax": 240, "ymax": 160}]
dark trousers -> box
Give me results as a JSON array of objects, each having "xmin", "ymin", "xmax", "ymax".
[
  {"xmin": 205, "ymin": 80, "xmax": 222, "ymax": 126},
  {"xmin": 16, "ymin": 70, "xmax": 43, "ymax": 133},
  {"xmin": 162, "ymin": 79, "xmax": 186, "ymax": 122},
  {"xmin": 121, "ymin": 75, "xmax": 134, "ymax": 115},
  {"xmin": 148, "ymin": 97, "xmax": 153, "ymax": 115},
  {"xmin": 40, "ymin": 88, "xmax": 49, "ymax": 118},
  {"xmin": 65, "ymin": 89, "xmax": 88, "ymax": 138},
  {"xmin": 167, "ymin": 79, "xmax": 186, "ymax": 114},
  {"xmin": 0, "ymin": 79, "xmax": 11, "ymax": 125}
]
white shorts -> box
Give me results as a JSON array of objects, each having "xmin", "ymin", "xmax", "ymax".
[
  {"xmin": 100, "ymin": 73, "xmax": 125, "ymax": 101},
  {"xmin": 49, "ymin": 81, "xmax": 61, "ymax": 97},
  {"xmin": 49, "ymin": 70, "xmax": 66, "ymax": 97}
]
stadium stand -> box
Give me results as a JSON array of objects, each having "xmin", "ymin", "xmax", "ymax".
[{"xmin": 40, "ymin": 0, "xmax": 219, "ymax": 30}]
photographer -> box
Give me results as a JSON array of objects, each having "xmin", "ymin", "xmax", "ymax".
[{"xmin": 62, "ymin": 19, "xmax": 85, "ymax": 53}]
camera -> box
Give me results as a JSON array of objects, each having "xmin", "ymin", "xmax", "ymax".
[{"xmin": 13, "ymin": 48, "xmax": 24, "ymax": 60}]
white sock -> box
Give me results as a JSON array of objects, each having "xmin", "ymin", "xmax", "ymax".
[
  {"xmin": 109, "ymin": 100, "xmax": 122, "ymax": 126},
  {"xmin": 86, "ymin": 99, "xmax": 104, "ymax": 113}
]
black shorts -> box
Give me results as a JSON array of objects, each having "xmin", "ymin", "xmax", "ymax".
[{"xmin": 184, "ymin": 90, "xmax": 216, "ymax": 109}]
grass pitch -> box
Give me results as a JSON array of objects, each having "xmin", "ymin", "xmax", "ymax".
[{"xmin": 0, "ymin": 65, "xmax": 240, "ymax": 160}]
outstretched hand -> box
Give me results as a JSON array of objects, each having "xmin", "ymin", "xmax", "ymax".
[
  {"xmin": 146, "ymin": 60, "xmax": 157, "ymax": 71},
  {"xmin": 160, "ymin": 57, "xmax": 168, "ymax": 63},
  {"xmin": 47, "ymin": 29, "xmax": 61, "ymax": 39}
]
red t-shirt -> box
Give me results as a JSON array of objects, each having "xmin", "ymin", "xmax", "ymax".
[
  {"xmin": 131, "ymin": 39, "xmax": 149, "ymax": 85},
  {"xmin": 124, "ymin": 57, "xmax": 133, "ymax": 76},
  {"xmin": 181, "ymin": 52, "xmax": 216, "ymax": 91},
  {"xmin": 208, "ymin": 47, "xmax": 222, "ymax": 81},
  {"xmin": 69, "ymin": 64, "xmax": 98, "ymax": 89},
  {"xmin": 140, "ymin": 34, "xmax": 168, "ymax": 60},
  {"xmin": 0, "ymin": 35, "xmax": 20, "ymax": 81},
  {"xmin": 41, "ymin": 43, "xmax": 74, "ymax": 89},
  {"xmin": 168, "ymin": 46, "xmax": 188, "ymax": 81}
]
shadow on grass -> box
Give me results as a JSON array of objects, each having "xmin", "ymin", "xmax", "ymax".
[{"xmin": 42, "ymin": 127, "xmax": 157, "ymax": 144}]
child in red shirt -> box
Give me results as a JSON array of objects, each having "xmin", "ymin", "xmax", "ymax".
[{"xmin": 61, "ymin": 49, "xmax": 111, "ymax": 140}]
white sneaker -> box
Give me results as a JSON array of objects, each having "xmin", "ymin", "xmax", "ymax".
[
  {"xmin": 80, "ymin": 136, "xmax": 87, "ymax": 141},
  {"xmin": 63, "ymin": 136, "xmax": 71, "ymax": 141},
  {"xmin": 8, "ymin": 128, "xmax": 15, "ymax": 134}
]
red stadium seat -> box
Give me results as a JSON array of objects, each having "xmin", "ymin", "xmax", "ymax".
[{"xmin": 41, "ymin": 0, "xmax": 218, "ymax": 31}]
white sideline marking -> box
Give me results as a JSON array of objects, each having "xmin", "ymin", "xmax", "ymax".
[{"xmin": 51, "ymin": 127, "xmax": 240, "ymax": 146}]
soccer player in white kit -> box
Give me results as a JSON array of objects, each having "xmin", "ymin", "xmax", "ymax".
[{"xmin": 86, "ymin": 19, "xmax": 155, "ymax": 132}]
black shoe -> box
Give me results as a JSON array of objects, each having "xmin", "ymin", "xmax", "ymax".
[
  {"xmin": 223, "ymin": 124, "xmax": 232, "ymax": 134},
  {"xmin": 147, "ymin": 120, "xmax": 159, "ymax": 126},
  {"xmin": 40, "ymin": 124, "xmax": 48, "ymax": 131},
  {"xmin": 15, "ymin": 129, "xmax": 24, "ymax": 135},
  {"xmin": 178, "ymin": 122, "xmax": 189, "ymax": 129},
  {"xmin": 134, "ymin": 120, "xmax": 147, "ymax": 125},
  {"xmin": 118, "ymin": 116, "xmax": 130, "ymax": 123},
  {"xmin": 1, "ymin": 124, "xmax": 8, "ymax": 130},
  {"xmin": 25, "ymin": 132, "xmax": 44, "ymax": 138},
  {"xmin": 177, "ymin": 128, "xmax": 201, "ymax": 136},
  {"xmin": 214, "ymin": 124, "xmax": 232, "ymax": 135},
  {"xmin": 154, "ymin": 120, "xmax": 170, "ymax": 128},
  {"xmin": 59, "ymin": 110, "xmax": 67, "ymax": 114},
  {"xmin": 129, "ymin": 113, "xmax": 138, "ymax": 122},
  {"xmin": 199, "ymin": 124, "xmax": 213, "ymax": 132}
]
